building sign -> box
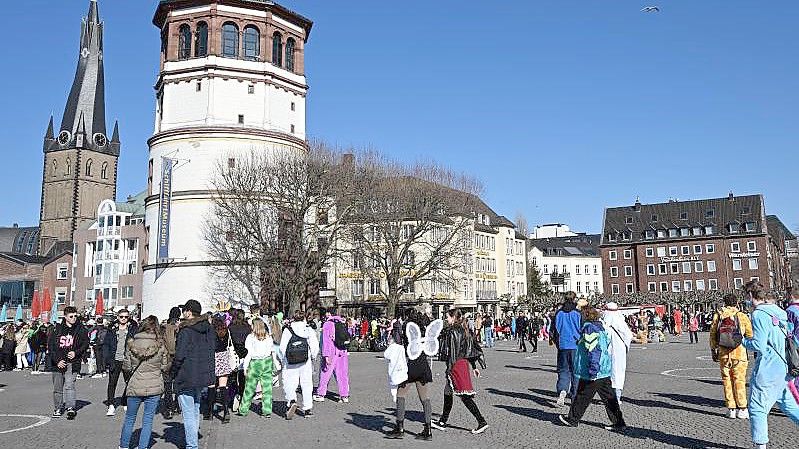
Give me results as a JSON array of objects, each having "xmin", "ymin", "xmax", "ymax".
[
  {"xmin": 660, "ymin": 256, "xmax": 699, "ymax": 263},
  {"xmin": 156, "ymin": 158, "xmax": 174, "ymax": 279},
  {"xmin": 729, "ymin": 252, "xmax": 760, "ymax": 258}
]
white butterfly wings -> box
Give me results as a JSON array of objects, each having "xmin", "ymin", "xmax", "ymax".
[{"xmin": 406, "ymin": 319, "xmax": 444, "ymax": 360}]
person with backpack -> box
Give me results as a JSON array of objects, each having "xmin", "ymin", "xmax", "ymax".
[
  {"xmin": 709, "ymin": 293, "xmax": 753, "ymax": 419},
  {"xmin": 552, "ymin": 292, "xmax": 582, "ymax": 407},
  {"xmin": 280, "ymin": 310, "xmax": 319, "ymax": 419},
  {"xmin": 742, "ymin": 282, "xmax": 799, "ymax": 449},
  {"xmin": 313, "ymin": 308, "xmax": 350, "ymax": 403}
]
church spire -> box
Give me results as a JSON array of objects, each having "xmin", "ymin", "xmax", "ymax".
[{"xmin": 51, "ymin": 0, "xmax": 112, "ymax": 154}]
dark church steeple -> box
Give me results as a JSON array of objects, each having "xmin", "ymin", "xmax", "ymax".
[{"xmin": 44, "ymin": 0, "xmax": 119, "ymax": 156}]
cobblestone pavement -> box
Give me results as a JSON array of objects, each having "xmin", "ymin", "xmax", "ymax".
[{"xmin": 1, "ymin": 333, "xmax": 796, "ymax": 448}]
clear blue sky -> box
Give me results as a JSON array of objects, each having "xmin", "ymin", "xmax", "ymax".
[{"xmin": 2, "ymin": 1, "xmax": 796, "ymax": 234}]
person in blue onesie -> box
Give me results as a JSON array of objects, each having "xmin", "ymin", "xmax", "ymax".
[{"xmin": 742, "ymin": 281, "xmax": 799, "ymax": 449}]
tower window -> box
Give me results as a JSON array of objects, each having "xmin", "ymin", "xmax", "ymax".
[
  {"xmin": 290, "ymin": 124, "xmax": 295, "ymax": 133},
  {"xmin": 51, "ymin": 159, "xmax": 58, "ymax": 178},
  {"xmin": 228, "ymin": 158, "xmax": 236, "ymax": 168},
  {"xmin": 272, "ymin": 32, "xmax": 282, "ymax": 67},
  {"xmin": 178, "ymin": 24, "xmax": 191, "ymax": 60},
  {"xmin": 238, "ymin": 115, "xmax": 244, "ymax": 124},
  {"xmin": 195, "ymin": 21, "xmax": 208, "ymax": 57},
  {"xmin": 291, "ymin": 102, "xmax": 295, "ymax": 111},
  {"xmin": 85, "ymin": 159, "xmax": 93, "ymax": 177},
  {"xmin": 285, "ymin": 37, "xmax": 296, "ymax": 72},
  {"xmin": 196, "ymin": 81, "xmax": 202, "ymax": 92},
  {"xmin": 222, "ymin": 22, "xmax": 239, "ymax": 58},
  {"xmin": 243, "ymin": 26, "xmax": 260, "ymax": 60},
  {"xmin": 248, "ymin": 85, "xmax": 254, "ymax": 94},
  {"xmin": 101, "ymin": 162, "xmax": 108, "ymax": 180},
  {"xmin": 65, "ymin": 157, "xmax": 71, "ymax": 176}
]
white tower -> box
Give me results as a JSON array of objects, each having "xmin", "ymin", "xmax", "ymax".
[{"xmin": 143, "ymin": 0, "xmax": 312, "ymax": 318}]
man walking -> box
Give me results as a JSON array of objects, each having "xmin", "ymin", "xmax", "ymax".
[
  {"xmin": 170, "ymin": 300, "xmax": 215, "ymax": 449},
  {"xmin": 482, "ymin": 314, "xmax": 494, "ymax": 348},
  {"xmin": 529, "ymin": 313, "xmax": 541, "ymax": 353},
  {"xmin": 552, "ymin": 292, "xmax": 582, "ymax": 407},
  {"xmin": 516, "ymin": 312, "xmax": 528, "ymax": 352},
  {"xmin": 104, "ymin": 309, "xmax": 138, "ymax": 416},
  {"xmin": 314, "ymin": 308, "xmax": 350, "ymax": 403},
  {"xmin": 48, "ymin": 306, "xmax": 89, "ymax": 420},
  {"xmin": 709, "ymin": 293, "xmax": 753, "ymax": 418}
]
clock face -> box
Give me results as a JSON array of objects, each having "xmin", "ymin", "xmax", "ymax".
[
  {"xmin": 93, "ymin": 133, "xmax": 107, "ymax": 147},
  {"xmin": 57, "ymin": 130, "xmax": 71, "ymax": 146}
]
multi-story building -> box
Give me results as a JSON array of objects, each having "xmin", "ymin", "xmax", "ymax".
[
  {"xmin": 73, "ymin": 193, "xmax": 146, "ymax": 314},
  {"xmin": 529, "ymin": 223, "xmax": 578, "ymax": 239},
  {"xmin": 600, "ymin": 194, "xmax": 792, "ymax": 297},
  {"xmin": 142, "ymin": 0, "xmax": 313, "ymax": 318},
  {"xmin": 528, "ymin": 233, "xmax": 603, "ymax": 296},
  {"xmin": 326, "ymin": 200, "xmax": 527, "ymax": 318}
]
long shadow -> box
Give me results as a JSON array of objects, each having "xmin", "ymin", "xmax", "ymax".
[
  {"xmin": 494, "ymin": 349, "xmax": 523, "ymax": 353},
  {"xmin": 486, "ymin": 387, "xmax": 553, "ymax": 409},
  {"xmin": 377, "ymin": 407, "xmax": 425, "ymax": 423},
  {"xmin": 693, "ymin": 378, "xmax": 724, "ymax": 387},
  {"xmin": 495, "ymin": 404, "xmax": 606, "ymax": 429},
  {"xmin": 622, "ymin": 396, "xmax": 711, "ymax": 415},
  {"xmin": 161, "ymin": 421, "xmax": 188, "ymax": 448},
  {"xmin": 75, "ymin": 399, "xmax": 91, "ymax": 411},
  {"xmin": 527, "ymin": 388, "xmax": 560, "ymax": 398},
  {"xmin": 654, "ymin": 392, "xmax": 725, "ymax": 409},
  {"xmin": 624, "ymin": 426, "xmax": 740, "ymax": 449},
  {"xmin": 345, "ymin": 412, "xmax": 388, "ymax": 433},
  {"xmin": 504, "ymin": 364, "xmax": 557, "ymax": 374}
]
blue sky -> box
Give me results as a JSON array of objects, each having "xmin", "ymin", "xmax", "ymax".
[{"xmin": 2, "ymin": 1, "xmax": 796, "ymax": 234}]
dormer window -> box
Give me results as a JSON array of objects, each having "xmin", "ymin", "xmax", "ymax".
[
  {"xmin": 607, "ymin": 233, "xmax": 616, "ymax": 242},
  {"xmin": 706, "ymin": 209, "xmax": 715, "ymax": 218},
  {"xmin": 644, "ymin": 230, "xmax": 655, "ymax": 240},
  {"xmin": 657, "ymin": 229, "xmax": 666, "ymax": 238},
  {"xmin": 625, "ymin": 217, "xmax": 633, "ymax": 224},
  {"xmin": 651, "ymin": 214, "xmax": 658, "ymax": 222},
  {"xmin": 669, "ymin": 228, "xmax": 678, "ymax": 237},
  {"xmin": 744, "ymin": 222, "xmax": 756, "ymax": 232},
  {"xmin": 728, "ymin": 223, "xmax": 740, "ymax": 233},
  {"xmin": 680, "ymin": 212, "xmax": 688, "ymax": 220},
  {"xmin": 741, "ymin": 207, "xmax": 751, "ymax": 215}
]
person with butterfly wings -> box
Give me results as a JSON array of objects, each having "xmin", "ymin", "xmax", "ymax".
[
  {"xmin": 385, "ymin": 309, "xmax": 442, "ymax": 441},
  {"xmin": 432, "ymin": 309, "xmax": 489, "ymax": 435}
]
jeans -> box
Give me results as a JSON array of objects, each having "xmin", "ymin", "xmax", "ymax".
[
  {"xmin": 53, "ymin": 364, "xmax": 77, "ymax": 410},
  {"xmin": 119, "ymin": 395, "xmax": 160, "ymax": 449},
  {"xmin": 483, "ymin": 328, "xmax": 494, "ymax": 348},
  {"xmin": 689, "ymin": 331, "xmax": 698, "ymax": 344},
  {"xmin": 178, "ymin": 388, "xmax": 204, "ymax": 449},
  {"xmin": 108, "ymin": 360, "xmax": 131, "ymax": 406},
  {"xmin": 556, "ymin": 349, "xmax": 578, "ymax": 399}
]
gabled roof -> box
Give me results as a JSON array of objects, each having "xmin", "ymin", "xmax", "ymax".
[
  {"xmin": 529, "ymin": 234, "xmax": 600, "ymax": 257},
  {"xmin": 767, "ymin": 215, "xmax": 795, "ymax": 241}
]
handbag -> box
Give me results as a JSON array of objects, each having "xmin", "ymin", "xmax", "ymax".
[{"xmin": 227, "ymin": 334, "xmax": 241, "ymax": 370}]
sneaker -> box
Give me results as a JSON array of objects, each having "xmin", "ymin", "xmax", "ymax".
[
  {"xmin": 123, "ymin": 405, "xmax": 127, "ymax": 412},
  {"xmin": 286, "ymin": 401, "xmax": 297, "ymax": 420},
  {"xmin": 557, "ymin": 415, "xmax": 577, "ymax": 427},
  {"xmin": 13, "ymin": 368, "xmax": 21, "ymax": 371},
  {"xmin": 52, "ymin": 408, "xmax": 62, "ymax": 418},
  {"xmin": 737, "ymin": 408, "xmax": 749, "ymax": 419},
  {"xmin": 471, "ymin": 422, "xmax": 489, "ymax": 434},
  {"xmin": 555, "ymin": 391, "xmax": 567, "ymax": 408},
  {"xmin": 91, "ymin": 373, "xmax": 103, "ymax": 379},
  {"xmin": 312, "ymin": 395, "xmax": 325, "ymax": 402},
  {"xmin": 340, "ymin": 396, "xmax": 349, "ymax": 404},
  {"xmin": 430, "ymin": 421, "xmax": 448, "ymax": 431},
  {"xmin": 604, "ymin": 423, "xmax": 627, "ymax": 432},
  {"xmin": 106, "ymin": 405, "xmax": 116, "ymax": 416},
  {"xmin": 232, "ymin": 396, "xmax": 240, "ymax": 413},
  {"xmin": 303, "ymin": 409, "xmax": 314, "ymax": 418},
  {"xmin": 31, "ymin": 370, "xmax": 41, "ymax": 375},
  {"xmin": 65, "ymin": 408, "xmax": 77, "ymax": 420},
  {"xmin": 727, "ymin": 409, "xmax": 737, "ymax": 419}
]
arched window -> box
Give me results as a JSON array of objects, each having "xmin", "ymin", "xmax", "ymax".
[
  {"xmin": 222, "ymin": 22, "xmax": 239, "ymax": 58},
  {"xmin": 101, "ymin": 162, "xmax": 108, "ymax": 180},
  {"xmin": 65, "ymin": 157, "xmax": 71, "ymax": 176},
  {"xmin": 178, "ymin": 24, "xmax": 191, "ymax": 60},
  {"xmin": 243, "ymin": 26, "xmax": 260, "ymax": 60},
  {"xmin": 195, "ymin": 22, "xmax": 208, "ymax": 57},
  {"xmin": 272, "ymin": 32, "xmax": 282, "ymax": 67},
  {"xmin": 85, "ymin": 159, "xmax": 93, "ymax": 177},
  {"xmin": 51, "ymin": 159, "xmax": 58, "ymax": 178},
  {"xmin": 285, "ymin": 37, "xmax": 296, "ymax": 72}
]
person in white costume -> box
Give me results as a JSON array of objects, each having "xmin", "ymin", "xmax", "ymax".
[
  {"xmin": 602, "ymin": 302, "xmax": 634, "ymax": 400},
  {"xmin": 279, "ymin": 311, "xmax": 319, "ymax": 419}
]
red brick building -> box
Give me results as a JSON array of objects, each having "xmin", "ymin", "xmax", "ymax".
[{"xmin": 600, "ymin": 194, "xmax": 792, "ymax": 297}]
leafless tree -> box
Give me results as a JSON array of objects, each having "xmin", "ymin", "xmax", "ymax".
[
  {"xmin": 341, "ymin": 152, "xmax": 484, "ymax": 317},
  {"xmin": 514, "ymin": 212, "xmax": 529, "ymax": 237}
]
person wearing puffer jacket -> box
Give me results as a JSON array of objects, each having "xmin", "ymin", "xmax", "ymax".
[
  {"xmin": 119, "ymin": 316, "xmax": 170, "ymax": 449},
  {"xmin": 558, "ymin": 306, "xmax": 626, "ymax": 431}
]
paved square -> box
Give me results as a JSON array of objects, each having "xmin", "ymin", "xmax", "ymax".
[{"xmin": 0, "ymin": 333, "xmax": 795, "ymax": 448}]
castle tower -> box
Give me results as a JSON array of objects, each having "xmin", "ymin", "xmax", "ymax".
[
  {"xmin": 40, "ymin": 0, "xmax": 120, "ymax": 255},
  {"xmin": 143, "ymin": 0, "xmax": 312, "ymax": 318}
]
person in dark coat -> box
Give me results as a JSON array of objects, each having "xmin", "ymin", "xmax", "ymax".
[
  {"xmin": 103, "ymin": 310, "xmax": 139, "ymax": 416},
  {"xmin": 48, "ymin": 306, "xmax": 89, "ymax": 420},
  {"xmin": 169, "ymin": 300, "xmax": 215, "ymax": 449}
]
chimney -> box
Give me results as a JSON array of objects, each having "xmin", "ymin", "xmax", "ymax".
[
  {"xmin": 634, "ymin": 196, "xmax": 641, "ymax": 211},
  {"xmin": 13, "ymin": 223, "xmax": 19, "ymax": 228},
  {"xmin": 728, "ymin": 191, "xmax": 734, "ymax": 202}
]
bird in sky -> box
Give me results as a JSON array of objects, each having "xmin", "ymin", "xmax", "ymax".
[{"xmin": 641, "ymin": 6, "xmax": 661, "ymax": 13}]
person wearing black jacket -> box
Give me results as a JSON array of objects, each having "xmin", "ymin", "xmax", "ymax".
[
  {"xmin": 103, "ymin": 310, "xmax": 139, "ymax": 416},
  {"xmin": 516, "ymin": 312, "xmax": 528, "ymax": 353},
  {"xmin": 48, "ymin": 306, "xmax": 89, "ymax": 420},
  {"xmin": 226, "ymin": 309, "xmax": 251, "ymax": 413},
  {"xmin": 170, "ymin": 300, "xmax": 215, "ymax": 449},
  {"xmin": 529, "ymin": 313, "xmax": 541, "ymax": 353}
]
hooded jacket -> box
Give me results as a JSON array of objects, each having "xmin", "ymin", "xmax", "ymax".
[
  {"xmin": 170, "ymin": 314, "xmax": 215, "ymax": 391},
  {"xmin": 123, "ymin": 332, "xmax": 170, "ymax": 397},
  {"xmin": 709, "ymin": 306, "xmax": 753, "ymax": 361},
  {"xmin": 47, "ymin": 321, "xmax": 89, "ymax": 373},
  {"xmin": 574, "ymin": 320, "xmax": 612, "ymax": 381},
  {"xmin": 553, "ymin": 301, "xmax": 582, "ymax": 350},
  {"xmin": 321, "ymin": 315, "xmax": 347, "ymax": 358},
  {"xmin": 278, "ymin": 321, "xmax": 319, "ymax": 367}
]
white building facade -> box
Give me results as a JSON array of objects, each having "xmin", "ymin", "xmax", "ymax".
[
  {"xmin": 142, "ymin": 1, "xmax": 313, "ymax": 318},
  {"xmin": 528, "ymin": 233, "xmax": 603, "ymax": 297}
]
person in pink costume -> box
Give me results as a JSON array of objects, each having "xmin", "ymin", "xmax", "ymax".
[{"xmin": 313, "ymin": 308, "xmax": 350, "ymax": 403}]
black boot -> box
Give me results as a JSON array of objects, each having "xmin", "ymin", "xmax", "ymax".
[
  {"xmin": 219, "ymin": 386, "xmax": 230, "ymax": 424},
  {"xmin": 415, "ymin": 424, "xmax": 432, "ymax": 441},
  {"xmin": 203, "ymin": 387, "xmax": 216, "ymax": 420},
  {"xmin": 386, "ymin": 421, "xmax": 404, "ymax": 439}
]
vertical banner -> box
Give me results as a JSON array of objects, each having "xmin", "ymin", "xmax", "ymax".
[{"xmin": 156, "ymin": 157, "xmax": 174, "ymax": 280}]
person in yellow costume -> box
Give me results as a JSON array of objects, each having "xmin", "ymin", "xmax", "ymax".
[{"xmin": 710, "ymin": 293, "xmax": 753, "ymax": 419}]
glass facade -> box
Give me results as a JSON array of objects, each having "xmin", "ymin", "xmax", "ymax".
[{"xmin": 0, "ymin": 281, "xmax": 35, "ymax": 308}]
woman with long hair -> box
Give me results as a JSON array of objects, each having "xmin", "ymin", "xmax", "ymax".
[
  {"xmin": 119, "ymin": 315, "xmax": 169, "ymax": 449},
  {"xmin": 226, "ymin": 308, "xmax": 251, "ymax": 412},
  {"xmin": 207, "ymin": 316, "xmax": 232, "ymax": 423},
  {"xmin": 238, "ymin": 318, "xmax": 275, "ymax": 418},
  {"xmin": 433, "ymin": 309, "xmax": 488, "ymax": 434}
]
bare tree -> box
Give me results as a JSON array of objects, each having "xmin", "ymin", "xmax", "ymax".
[
  {"xmin": 341, "ymin": 152, "xmax": 484, "ymax": 316},
  {"xmin": 514, "ymin": 212, "xmax": 529, "ymax": 237},
  {"xmin": 204, "ymin": 142, "xmax": 354, "ymax": 313}
]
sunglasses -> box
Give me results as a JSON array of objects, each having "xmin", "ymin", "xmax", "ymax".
[
  {"xmin": 118, "ymin": 315, "xmax": 130, "ymax": 319},
  {"xmin": 66, "ymin": 315, "xmax": 77, "ymax": 319}
]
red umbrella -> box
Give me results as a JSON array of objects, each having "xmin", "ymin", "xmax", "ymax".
[
  {"xmin": 30, "ymin": 290, "xmax": 41, "ymax": 320},
  {"xmin": 95, "ymin": 290, "xmax": 105, "ymax": 317},
  {"xmin": 41, "ymin": 289, "xmax": 52, "ymax": 320}
]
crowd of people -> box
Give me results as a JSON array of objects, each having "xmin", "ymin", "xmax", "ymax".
[{"xmin": 2, "ymin": 279, "xmax": 798, "ymax": 449}]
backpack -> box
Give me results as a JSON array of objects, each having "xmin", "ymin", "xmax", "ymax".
[
  {"xmin": 760, "ymin": 309, "xmax": 799, "ymax": 378},
  {"xmin": 285, "ymin": 326, "xmax": 309, "ymax": 365},
  {"xmin": 332, "ymin": 320, "xmax": 350, "ymax": 351},
  {"xmin": 716, "ymin": 313, "xmax": 743, "ymax": 349}
]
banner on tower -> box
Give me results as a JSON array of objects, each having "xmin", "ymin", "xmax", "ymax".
[{"xmin": 156, "ymin": 157, "xmax": 174, "ymax": 280}]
